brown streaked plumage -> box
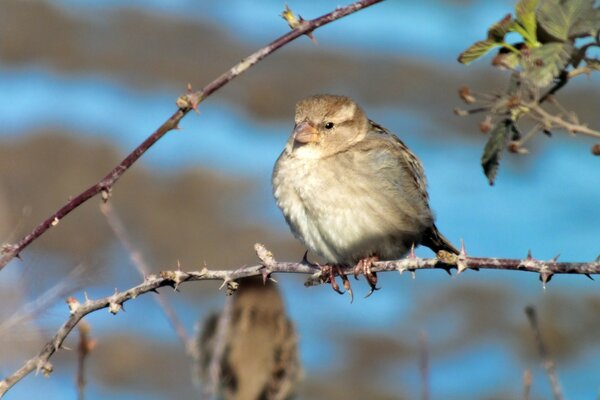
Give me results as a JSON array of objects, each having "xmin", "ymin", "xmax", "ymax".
[{"xmin": 272, "ymin": 94, "xmax": 457, "ymax": 296}]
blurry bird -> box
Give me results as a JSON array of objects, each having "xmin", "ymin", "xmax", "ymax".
[
  {"xmin": 272, "ymin": 94, "xmax": 457, "ymax": 298},
  {"xmin": 196, "ymin": 277, "xmax": 301, "ymax": 400}
]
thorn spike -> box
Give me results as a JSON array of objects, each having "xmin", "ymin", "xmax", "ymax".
[{"xmin": 460, "ymin": 239, "xmax": 466, "ymax": 256}]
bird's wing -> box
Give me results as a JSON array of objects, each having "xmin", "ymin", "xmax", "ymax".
[{"xmin": 360, "ymin": 120, "xmax": 430, "ymax": 203}]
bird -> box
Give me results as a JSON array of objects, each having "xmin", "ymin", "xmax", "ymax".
[
  {"xmin": 272, "ymin": 94, "xmax": 458, "ymax": 298},
  {"xmin": 196, "ymin": 277, "xmax": 301, "ymax": 400}
]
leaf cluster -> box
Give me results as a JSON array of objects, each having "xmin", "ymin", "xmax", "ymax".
[{"xmin": 457, "ymin": 0, "xmax": 600, "ymax": 184}]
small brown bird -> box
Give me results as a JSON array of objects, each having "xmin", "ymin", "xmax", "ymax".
[
  {"xmin": 272, "ymin": 95, "xmax": 457, "ymax": 297},
  {"xmin": 197, "ymin": 277, "xmax": 301, "ymax": 400}
]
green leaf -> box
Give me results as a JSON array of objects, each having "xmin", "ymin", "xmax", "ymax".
[
  {"xmin": 516, "ymin": 0, "xmax": 539, "ymax": 42},
  {"xmin": 569, "ymin": 7, "xmax": 600, "ymax": 37},
  {"xmin": 522, "ymin": 42, "xmax": 572, "ymax": 87},
  {"xmin": 458, "ymin": 14, "xmax": 519, "ymax": 64},
  {"xmin": 537, "ymin": 0, "xmax": 595, "ymax": 41},
  {"xmin": 481, "ymin": 120, "xmax": 512, "ymax": 185},
  {"xmin": 458, "ymin": 40, "xmax": 502, "ymax": 64},
  {"xmin": 487, "ymin": 14, "xmax": 516, "ymax": 41}
]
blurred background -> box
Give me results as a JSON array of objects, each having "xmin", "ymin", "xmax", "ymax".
[{"xmin": 1, "ymin": 0, "xmax": 600, "ymax": 399}]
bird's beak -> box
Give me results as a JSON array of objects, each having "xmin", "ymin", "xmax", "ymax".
[{"xmin": 293, "ymin": 121, "xmax": 319, "ymax": 144}]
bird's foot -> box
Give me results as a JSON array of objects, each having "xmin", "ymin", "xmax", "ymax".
[
  {"xmin": 320, "ymin": 264, "xmax": 353, "ymax": 303},
  {"xmin": 353, "ymin": 256, "xmax": 380, "ymax": 298}
]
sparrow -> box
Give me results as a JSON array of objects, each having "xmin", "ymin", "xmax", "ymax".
[
  {"xmin": 196, "ymin": 277, "xmax": 301, "ymax": 400},
  {"xmin": 272, "ymin": 94, "xmax": 457, "ymax": 298}
]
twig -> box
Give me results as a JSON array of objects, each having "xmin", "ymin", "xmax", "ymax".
[
  {"xmin": 419, "ymin": 330, "xmax": 429, "ymax": 400},
  {"xmin": 0, "ymin": 265, "xmax": 86, "ymax": 336},
  {"xmin": 0, "ymin": 0, "xmax": 385, "ymax": 272},
  {"xmin": 525, "ymin": 306, "xmax": 564, "ymax": 400},
  {"xmin": 100, "ymin": 203, "xmax": 192, "ymax": 354},
  {"xmin": 76, "ymin": 321, "xmax": 95, "ymax": 400},
  {"xmin": 205, "ymin": 296, "xmax": 233, "ymax": 400},
  {"xmin": 2, "ymin": 243, "xmax": 600, "ymax": 397},
  {"xmin": 523, "ymin": 369, "xmax": 532, "ymax": 400},
  {"xmin": 528, "ymin": 102, "xmax": 600, "ymax": 139}
]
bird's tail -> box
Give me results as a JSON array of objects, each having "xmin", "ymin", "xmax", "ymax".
[{"xmin": 421, "ymin": 224, "xmax": 459, "ymax": 255}]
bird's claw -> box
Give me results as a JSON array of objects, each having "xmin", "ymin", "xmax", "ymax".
[
  {"xmin": 320, "ymin": 264, "xmax": 354, "ymax": 302},
  {"xmin": 354, "ymin": 256, "xmax": 380, "ymax": 298}
]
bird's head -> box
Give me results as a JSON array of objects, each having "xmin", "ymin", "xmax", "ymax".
[{"xmin": 286, "ymin": 94, "xmax": 369, "ymax": 158}]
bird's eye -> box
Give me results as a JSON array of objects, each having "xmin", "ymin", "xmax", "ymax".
[{"xmin": 324, "ymin": 122, "xmax": 334, "ymax": 130}]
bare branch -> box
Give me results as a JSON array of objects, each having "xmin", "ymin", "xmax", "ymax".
[
  {"xmin": 100, "ymin": 203, "xmax": 192, "ymax": 354},
  {"xmin": 523, "ymin": 369, "xmax": 532, "ymax": 400},
  {"xmin": 2, "ymin": 243, "xmax": 600, "ymax": 396},
  {"xmin": 525, "ymin": 306, "xmax": 564, "ymax": 400},
  {"xmin": 419, "ymin": 330, "xmax": 430, "ymax": 400},
  {"xmin": 76, "ymin": 321, "xmax": 95, "ymax": 400},
  {"xmin": 205, "ymin": 296, "xmax": 233, "ymax": 400},
  {"xmin": 0, "ymin": 0, "xmax": 385, "ymax": 272},
  {"xmin": 528, "ymin": 102, "xmax": 600, "ymax": 139}
]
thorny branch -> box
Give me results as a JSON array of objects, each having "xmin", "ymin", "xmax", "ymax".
[
  {"xmin": 2, "ymin": 243, "xmax": 600, "ymax": 397},
  {"xmin": 0, "ymin": 0, "xmax": 385, "ymax": 272}
]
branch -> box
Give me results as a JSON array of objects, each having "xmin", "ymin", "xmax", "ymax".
[
  {"xmin": 2, "ymin": 243, "xmax": 600, "ymax": 396},
  {"xmin": 100, "ymin": 203, "xmax": 193, "ymax": 354},
  {"xmin": 525, "ymin": 306, "xmax": 564, "ymax": 400},
  {"xmin": 528, "ymin": 102, "xmax": 600, "ymax": 139},
  {"xmin": 0, "ymin": 0, "xmax": 385, "ymax": 272},
  {"xmin": 76, "ymin": 321, "xmax": 95, "ymax": 400}
]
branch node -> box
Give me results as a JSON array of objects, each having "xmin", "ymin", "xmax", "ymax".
[
  {"xmin": 100, "ymin": 188, "xmax": 111, "ymax": 202},
  {"xmin": 281, "ymin": 4, "xmax": 317, "ymax": 43},
  {"xmin": 175, "ymin": 86, "xmax": 201, "ymax": 112},
  {"xmin": 539, "ymin": 267, "xmax": 553, "ymax": 289},
  {"xmin": 108, "ymin": 289, "xmax": 122, "ymax": 315},
  {"xmin": 35, "ymin": 360, "xmax": 53, "ymax": 377},
  {"xmin": 66, "ymin": 297, "xmax": 81, "ymax": 315},
  {"xmin": 160, "ymin": 270, "xmax": 189, "ymax": 291},
  {"xmin": 219, "ymin": 276, "xmax": 239, "ymax": 295}
]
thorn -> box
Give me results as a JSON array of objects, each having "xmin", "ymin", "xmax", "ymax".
[
  {"xmin": 411, "ymin": 271, "xmax": 416, "ymax": 280},
  {"xmin": 15, "ymin": 252, "xmax": 22, "ymax": 260},
  {"xmin": 261, "ymin": 267, "xmax": 272, "ymax": 285},
  {"xmin": 585, "ymin": 273, "xmax": 594, "ymax": 281},
  {"xmin": 551, "ymin": 254, "xmax": 560, "ymax": 262},
  {"xmin": 595, "ymin": 254, "xmax": 600, "ymax": 262},
  {"xmin": 302, "ymin": 250, "xmax": 310, "ymax": 264},
  {"xmin": 527, "ymin": 249, "xmax": 533, "ymax": 260},
  {"xmin": 51, "ymin": 217, "xmax": 60, "ymax": 227},
  {"xmin": 409, "ymin": 243, "xmax": 416, "ymax": 259},
  {"xmin": 539, "ymin": 269, "xmax": 553, "ymax": 289},
  {"xmin": 459, "ymin": 239, "xmax": 467, "ymax": 257},
  {"xmin": 150, "ymin": 288, "xmax": 160, "ymax": 294}
]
